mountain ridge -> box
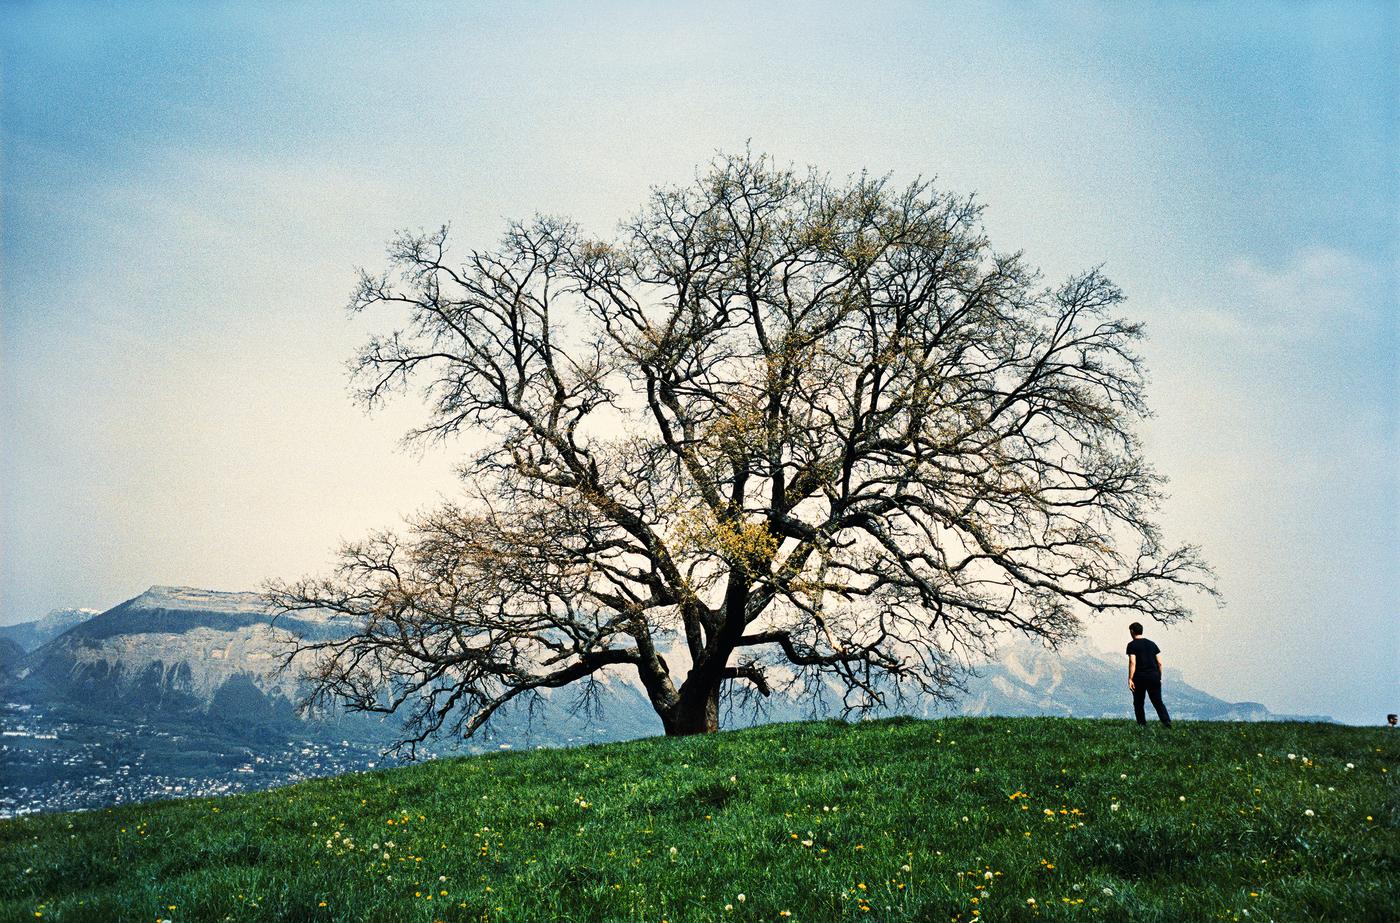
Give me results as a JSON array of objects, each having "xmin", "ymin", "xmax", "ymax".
[
  {"xmin": 0, "ymin": 585, "xmax": 1330, "ymax": 816},
  {"xmin": 7, "ymin": 585, "xmax": 1326, "ymax": 727}
]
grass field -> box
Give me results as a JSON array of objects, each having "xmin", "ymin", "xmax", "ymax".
[{"xmin": 1, "ymin": 717, "xmax": 1395, "ymax": 922}]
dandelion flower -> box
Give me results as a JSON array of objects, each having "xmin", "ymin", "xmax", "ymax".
[
  {"xmin": 737, "ymin": 894, "xmax": 746, "ymax": 903},
  {"xmin": 1179, "ymin": 796, "xmax": 1186, "ymax": 802},
  {"xmin": 1110, "ymin": 803, "xmax": 1120, "ymax": 811},
  {"xmin": 1304, "ymin": 809, "xmax": 1315, "ymax": 817}
]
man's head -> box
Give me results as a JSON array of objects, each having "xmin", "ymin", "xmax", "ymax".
[{"xmin": 1129, "ymin": 622, "xmax": 1144, "ymax": 638}]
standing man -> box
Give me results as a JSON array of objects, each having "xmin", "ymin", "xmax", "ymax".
[{"xmin": 1126, "ymin": 622, "xmax": 1172, "ymax": 728}]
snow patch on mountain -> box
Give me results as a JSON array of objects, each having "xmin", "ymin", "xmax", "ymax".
[{"xmin": 36, "ymin": 607, "xmax": 101, "ymax": 628}]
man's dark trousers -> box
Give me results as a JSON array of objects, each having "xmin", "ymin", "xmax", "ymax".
[{"xmin": 1133, "ymin": 676, "xmax": 1172, "ymax": 727}]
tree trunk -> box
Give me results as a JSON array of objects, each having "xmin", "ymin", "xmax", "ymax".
[{"xmin": 661, "ymin": 682, "xmax": 721, "ymax": 735}]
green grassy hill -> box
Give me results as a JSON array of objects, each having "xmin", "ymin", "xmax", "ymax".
[{"xmin": 2, "ymin": 718, "xmax": 1395, "ymax": 922}]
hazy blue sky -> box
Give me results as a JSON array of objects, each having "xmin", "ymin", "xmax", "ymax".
[{"xmin": 2, "ymin": 1, "xmax": 1395, "ymax": 723}]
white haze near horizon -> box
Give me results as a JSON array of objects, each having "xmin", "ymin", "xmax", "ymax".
[{"xmin": 1, "ymin": 2, "xmax": 1395, "ymax": 725}]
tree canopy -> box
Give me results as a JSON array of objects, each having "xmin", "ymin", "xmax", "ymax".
[{"xmin": 269, "ymin": 152, "xmax": 1214, "ymax": 749}]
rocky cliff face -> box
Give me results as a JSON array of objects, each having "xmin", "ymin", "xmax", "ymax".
[
  {"xmin": 3, "ymin": 587, "xmax": 662, "ymax": 749},
  {"xmin": 12, "ymin": 587, "xmax": 350, "ymax": 720}
]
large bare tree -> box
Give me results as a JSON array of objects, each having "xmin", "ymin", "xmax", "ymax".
[{"xmin": 270, "ymin": 152, "xmax": 1214, "ymax": 749}]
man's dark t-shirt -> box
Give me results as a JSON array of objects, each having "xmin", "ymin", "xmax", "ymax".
[{"xmin": 1126, "ymin": 638, "xmax": 1161, "ymax": 678}]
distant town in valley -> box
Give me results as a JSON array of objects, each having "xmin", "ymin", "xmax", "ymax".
[{"xmin": 0, "ymin": 702, "xmax": 396, "ymax": 817}]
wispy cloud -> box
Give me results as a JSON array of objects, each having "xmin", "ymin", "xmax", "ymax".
[{"xmin": 1179, "ymin": 246, "xmax": 1384, "ymax": 347}]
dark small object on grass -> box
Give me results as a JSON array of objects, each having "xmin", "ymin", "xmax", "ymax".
[{"xmin": 1388, "ymin": 714, "xmax": 1397, "ymax": 727}]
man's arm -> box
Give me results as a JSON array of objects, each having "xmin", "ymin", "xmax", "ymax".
[
  {"xmin": 1156, "ymin": 654, "xmax": 1164, "ymax": 674},
  {"xmin": 1128, "ymin": 654, "xmax": 1136, "ymax": 691}
]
